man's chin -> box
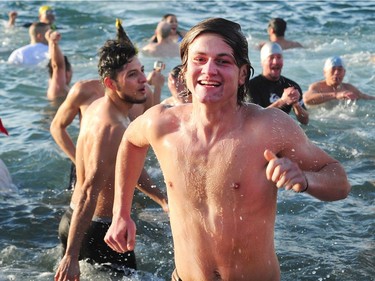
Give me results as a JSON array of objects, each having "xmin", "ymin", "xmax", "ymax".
[{"xmin": 122, "ymin": 95, "xmax": 147, "ymax": 104}]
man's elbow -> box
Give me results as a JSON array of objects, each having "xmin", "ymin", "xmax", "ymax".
[
  {"xmin": 323, "ymin": 182, "xmax": 351, "ymax": 202},
  {"xmin": 338, "ymin": 182, "xmax": 351, "ymax": 200},
  {"xmin": 50, "ymin": 118, "xmax": 62, "ymax": 138}
]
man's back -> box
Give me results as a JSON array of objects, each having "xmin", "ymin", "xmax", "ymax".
[
  {"xmin": 142, "ymin": 40, "xmax": 179, "ymax": 57},
  {"xmin": 8, "ymin": 43, "xmax": 49, "ymax": 65}
]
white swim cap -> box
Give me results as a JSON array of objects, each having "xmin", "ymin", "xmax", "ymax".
[
  {"xmin": 260, "ymin": 42, "xmax": 283, "ymax": 62},
  {"xmin": 324, "ymin": 56, "xmax": 345, "ymax": 70}
]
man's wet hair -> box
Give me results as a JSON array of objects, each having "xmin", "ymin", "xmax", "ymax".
[
  {"xmin": 47, "ymin": 56, "xmax": 71, "ymax": 78},
  {"xmin": 268, "ymin": 18, "xmax": 287, "ymax": 37},
  {"xmin": 98, "ymin": 19, "xmax": 137, "ymax": 83},
  {"xmin": 180, "ymin": 17, "xmax": 253, "ymax": 105}
]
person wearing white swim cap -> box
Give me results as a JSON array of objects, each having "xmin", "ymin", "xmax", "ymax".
[
  {"xmin": 303, "ymin": 56, "xmax": 375, "ymax": 107},
  {"xmin": 249, "ymin": 42, "xmax": 309, "ymax": 125}
]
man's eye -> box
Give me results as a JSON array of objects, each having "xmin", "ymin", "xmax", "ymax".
[
  {"xmin": 194, "ymin": 57, "xmax": 205, "ymax": 63},
  {"xmin": 217, "ymin": 59, "xmax": 228, "ymax": 64}
]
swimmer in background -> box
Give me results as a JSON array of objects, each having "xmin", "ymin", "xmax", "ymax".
[
  {"xmin": 303, "ymin": 56, "xmax": 375, "ymax": 108},
  {"xmin": 46, "ymin": 29, "xmax": 72, "ymax": 101},
  {"xmin": 142, "ymin": 21, "xmax": 180, "ymax": 57},
  {"xmin": 258, "ymin": 18, "xmax": 303, "ymax": 50},
  {"xmin": 149, "ymin": 13, "xmax": 187, "ymax": 43},
  {"xmin": 7, "ymin": 5, "xmax": 56, "ymax": 30},
  {"xmin": 8, "ymin": 22, "xmax": 50, "ymax": 66},
  {"xmin": 249, "ymin": 42, "xmax": 309, "ymax": 125},
  {"xmin": 161, "ymin": 65, "xmax": 192, "ymax": 106}
]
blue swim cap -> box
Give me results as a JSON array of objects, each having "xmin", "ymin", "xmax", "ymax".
[{"xmin": 324, "ymin": 56, "xmax": 345, "ymax": 70}]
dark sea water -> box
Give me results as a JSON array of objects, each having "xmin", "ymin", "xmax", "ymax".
[{"xmin": 0, "ymin": 1, "xmax": 374, "ymax": 280}]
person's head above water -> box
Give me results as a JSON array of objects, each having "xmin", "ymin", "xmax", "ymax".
[
  {"xmin": 179, "ymin": 17, "xmax": 254, "ymax": 105},
  {"xmin": 260, "ymin": 42, "xmax": 283, "ymax": 62},
  {"xmin": 324, "ymin": 56, "xmax": 345, "ymax": 70}
]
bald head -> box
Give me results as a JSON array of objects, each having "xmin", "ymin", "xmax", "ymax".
[
  {"xmin": 29, "ymin": 22, "xmax": 50, "ymax": 44},
  {"xmin": 156, "ymin": 21, "xmax": 172, "ymax": 39}
]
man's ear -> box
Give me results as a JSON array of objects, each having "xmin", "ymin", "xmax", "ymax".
[
  {"xmin": 103, "ymin": 77, "xmax": 116, "ymax": 91},
  {"xmin": 238, "ymin": 65, "xmax": 248, "ymax": 86}
]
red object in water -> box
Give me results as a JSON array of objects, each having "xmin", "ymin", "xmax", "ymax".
[{"xmin": 0, "ymin": 119, "xmax": 9, "ymax": 136}]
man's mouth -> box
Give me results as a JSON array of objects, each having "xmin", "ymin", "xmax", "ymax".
[{"xmin": 198, "ymin": 80, "xmax": 221, "ymax": 87}]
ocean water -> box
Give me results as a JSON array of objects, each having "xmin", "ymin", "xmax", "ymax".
[{"xmin": 0, "ymin": 1, "xmax": 374, "ymax": 280}]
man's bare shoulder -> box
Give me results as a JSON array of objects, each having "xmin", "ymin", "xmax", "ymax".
[
  {"xmin": 307, "ymin": 80, "xmax": 326, "ymax": 91},
  {"xmin": 67, "ymin": 79, "xmax": 104, "ymax": 106},
  {"xmin": 141, "ymin": 103, "xmax": 187, "ymax": 121},
  {"xmin": 82, "ymin": 97, "xmax": 129, "ymax": 136},
  {"xmin": 142, "ymin": 43, "xmax": 157, "ymax": 54},
  {"xmin": 129, "ymin": 103, "xmax": 190, "ymax": 134},
  {"xmin": 243, "ymin": 102, "xmax": 297, "ymax": 129}
]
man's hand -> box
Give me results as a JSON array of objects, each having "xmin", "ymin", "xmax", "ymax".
[
  {"xmin": 54, "ymin": 256, "xmax": 80, "ymax": 281},
  {"xmin": 336, "ymin": 90, "xmax": 359, "ymax": 100},
  {"xmin": 147, "ymin": 69, "xmax": 165, "ymax": 88},
  {"xmin": 264, "ymin": 149, "xmax": 308, "ymax": 193},
  {"xmin": 281, "ymin": 86, "xmax": 301, "ymax": 105},
  {"xmin": 46, "ymin": 30, "xmax": 61, "ymax": 43},
  {"xmin": 104, "ymin": 216, "xmax": 137, "ymax": 253}
]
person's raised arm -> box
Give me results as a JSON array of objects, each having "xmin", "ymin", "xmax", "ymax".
[
  {"xmin": 7, "ymin": 11, "xmax": 18, "ymax": 27},
  {"xmin": 147, "ymin": 67, "xmax": 165, "ymax": 105},
  {"xmin": 46, "ymin": 30, "xmax": 67, "ymax": 100}
]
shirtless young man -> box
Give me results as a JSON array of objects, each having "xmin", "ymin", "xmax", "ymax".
[
  {"xmin": 50, "ymin": 20, "xmax": 164, "ymax": 189},
  {"xmin": 54, "ymin": 37, "xmax": 168, "ymax": 281},
  {"xmin": 104, "ymin": 18, "xmax": 351, "ymax": 281},
  {"xmin": 303, "ymin": 56, "xmax": 375, "ymax": 107}
]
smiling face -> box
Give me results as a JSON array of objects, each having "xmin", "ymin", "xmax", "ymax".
[
  {"xmin": 185, "ymin": 33, "xmax": 247, "ymax": 105},
  {"xmin": 262, "ymin": 53, "xmax": 283, "ymax": 81},
  {"xmin": 165, "ymin": 15, "xmax": 178, "ymax": 35}
]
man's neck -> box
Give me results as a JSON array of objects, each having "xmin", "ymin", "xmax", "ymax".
[
  {"xmin": 191, "ymin": 102, "xmax": 241, "ymax": 145},
  {"xmin": 326, "ymin": 81, "xmax": 342, "ymax": 91}
]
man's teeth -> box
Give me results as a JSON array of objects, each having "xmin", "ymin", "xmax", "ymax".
[{"xmin": 200, "ymin": 81, "xmax": 220, "ymax": 86}]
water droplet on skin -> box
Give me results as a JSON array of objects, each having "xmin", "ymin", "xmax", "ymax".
[{"xmin": 231, "ymin": 183, "xmax": 240, "ymax": 189}]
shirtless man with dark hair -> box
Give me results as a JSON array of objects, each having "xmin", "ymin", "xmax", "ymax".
[{"xmin": 54, "ymin": 34, "xmax": 168, "ymax": 281}]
